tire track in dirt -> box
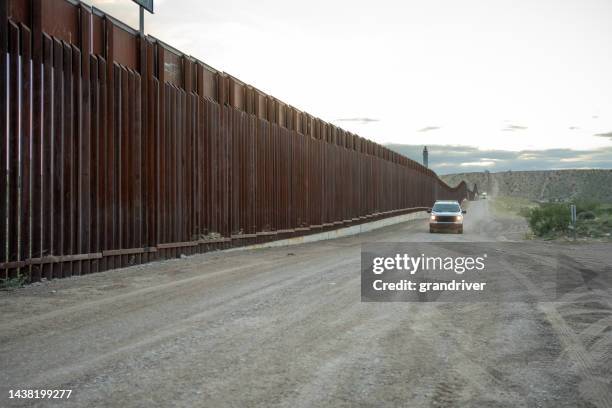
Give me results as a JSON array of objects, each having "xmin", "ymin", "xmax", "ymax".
[
  {"xmin": 0, "ymin": 247, "xmax": 346, "ymax": 342},
  {"xmin": 501, "ymin": 257, "xmax": 612, "ymax": 408},
  {"xmin": 3, "ymin": 256, "xmax": 358, "ymax": 395}
]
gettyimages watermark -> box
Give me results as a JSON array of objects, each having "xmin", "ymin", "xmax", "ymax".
[{"xmin": 360, "ymin": 242, "xmax": 595, "ymax": 302}]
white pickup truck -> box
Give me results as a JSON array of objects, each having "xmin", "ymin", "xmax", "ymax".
[{"xmin": 427, "ymin": 200, "xmax": 466, "ymax": 234}]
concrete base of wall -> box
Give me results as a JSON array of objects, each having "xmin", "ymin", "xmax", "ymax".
[{"xmin": 230, "ymin": 211, "xmax": 428, "ymax": 251}]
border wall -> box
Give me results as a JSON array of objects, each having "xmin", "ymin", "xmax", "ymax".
[{"xmin": 0, "ymin": 0, "xmax": 476, "ymax": 282}]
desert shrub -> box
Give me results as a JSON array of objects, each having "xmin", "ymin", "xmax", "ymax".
[
  {"xmin": 597, "ymin": 204, "xmax": 612, "ymax": 216},
  {"xmin": 575, "ymin": 199, "xmax": 600, "ymax": 214},
  {"xmin": 518, "ymin": 207, "xmax": 532, "ymax": 218},
  {"xmin": 525, "ymin": 203, "xmax": 570, "ymax": 237},
  {"xmin": 577, "ymin": 211, "xmax": 595, "ymax": 220},
  {"xmin": 0, "ymin": 272, "xmax": 28, "ymax": 290}
]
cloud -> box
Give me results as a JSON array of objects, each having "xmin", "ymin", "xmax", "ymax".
[
  {"xmin": 595, "ymin": 131, "xmax": 612, "ymax": 139},
  {"xmin": 517, "ymin": 153, "xmax": 538, "ymax": 160},
  {"xmin": 386, "ymin": 143, "xmax": 612, "ymax": 175},
  {"xmin": 501, "ymin": 124, "xmax": 528, "ymax": 132},
  {"xmin": 334, "ymin": 117, "xmax": 380, "ymax": 124},
  {"xmin": 460, "ymin": 161, "xmax": 497, "ymax": 167},
  {"xmin": 559, "ymin": 154, "xmax": 594, "ymax": 163},
  {"xmin": 418, "ymin": 126, "xmax": 440, "ymax": 132}
]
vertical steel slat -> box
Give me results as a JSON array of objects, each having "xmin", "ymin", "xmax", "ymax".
[
  {"xmin": 126, "ymin": 69, "xmax": 135, "ymax": 262},
  {"xmin": 236, "ymin": 109, "xmax": 241, "ymax": 236},
  {"xmin": 142, "ymin": 40, "xmax": 152, "ymax": 258},
  {"xmin": 61, "ymin": 42, "xmax": 74, "ymax": 278},
  {"xmin": 128, "ymin": 69, "xmax": 137, "ymax": 262},
  {"xmin": 41, "ymin": 34, "xmax": 53, "ymax": 280},
  {"xmin": 7, "ymin": 22, "xmax": 20, "ymax": 279},
  {"xmin": 98, "ymin": 57, "xmax": 108, "ymax": 272},
  {"xmin": 232, "ymin": 109, "xmax": 239, "ymax": 236},
  {"xmin": 189, "ymin": 93, "xmax": 196, "ymax": 249},
  {"xmin": 208, "ymin": 99, "xmax": 215, "ymax": 238},
  {"xmin": 71, "ymin": 44, "xmax": 81, "ymax": 275},
  {"xmin": 192, "ymin": 95, "xmax": 206, "ymax": 242},
  {"xmin": 196, "ymin": 96, "xmax": 204, "ymax": 242},
  {"xmin": 0, "ymin": 0, "xmax": 8, "ymax": 280},
  {"xmin": 89, "ymin": 54, "xmax": 99, "ymax": 273},
  {"xmin": 231, "ymin": 108, "xmax": 241, "ymax": 234},
  {"xmin": 181, "ymin": 88, "xmax": 188, "ymax": 248},
  {"xmin": 183, "ymin": 91, "xmax": 191, "ymax": 252},
  {"xmin": 173, "ymin": 86, "xmax": 180, "ymax": 250},
  {"xmin": 213, "ymin": 100, "xmax": 220, "ymax": 240},
  {"xmin": 134, "ymin": 73, "xmax": 143, "ymax": 263},
  {"xmin": 160, "ymin": 83, "xmax": 168, "ymax": 252},
  {"xmin": 150, "ymin": 78, "xmax": 159, "ymax": 261},
  {"xmin": 246, "ymin": 112, "xmax": 251, "ymax": 236},
  {"xmin": 196, "ymin": 96, "xmax": 203, "ymax": 241},
  {"xmin": 156, "ymin": 48, "xmax": 165, "ymax": 259},
  {"xmin": 189, "ymin": 93, "xmax": 196, "ymax": 251},
  {"xmin": 257, "ymin": 118, "xmax": 263, "ymax": 235},
  {"xmin": 79, "ymin": 4, "xmax": 91, "ymax": 275},
  {"xmin": 105, "ymin": 19, "xmax": 116, "ymax": 270},
  {"xmin": 272, "ymin": 124, "xmax": 278, "ymax": 232},
  {"xmin": 222, "ymin": 105, "xmax": 230, "ymax": 241},
  {"xmin": 244, "ymin": 112, "xmax": 250, "ymax": 238},
  {"xmin": 203, "ymin": 98, "xmax": 210, "ymax": 239},
  {"xmin": 161, "ymin": 79, "xmax": 169, "ymax": 255},
  {"xmin": 171, "ymin": 85, "xmax": 179, "ymax": 256},
  {"xmin": 255, "ymin": 119, "xmax": 263, "ymax": 237},
  {"xmin": 119, "ymin": 66, "xmax": 129, "ymax": 266},
  {"xmin": 19, "ymin": 24, "xmax": 32, "ymax": 280},
  {"xmin": 251, "ymin": 114, "xmax": 257, "ymax": 236},
  {"xmin": 110, "ymin": 63, "xmax": 120, "ymax": 269},
  {"xmin": 266, "ymin": 121, "xmax": 272, "ymax": 232},
  {"xmin": 30, "ymin": 2, "xmax": 43, "ymax": 282},
  {"xmin": 167, "ymin": 85, "xmax": 175, "ymax": 255},
  {"xmin": 178, "ymin": 89, "xmax": 185, "ymax": 248},
  {"xmin": 138, "ymin": 37, "xmax": 148, "ymax": 263},
  {"xmin": 51, "ymin": 38, "xmax": 63, "ymax": 279}
]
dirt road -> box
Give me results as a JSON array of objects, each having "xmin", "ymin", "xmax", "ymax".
[{"xmin": 1, "ymin": 200, "xmax": 611, "ymax": 407}]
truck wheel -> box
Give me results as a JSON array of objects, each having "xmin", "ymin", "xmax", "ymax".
[
  {"xmin": 429, "ymin": 226, "xmax": 434, "ymax": 233},
  {"xmin": 458, "ymin": 227, "xmax": 463, "ymax": 234}
]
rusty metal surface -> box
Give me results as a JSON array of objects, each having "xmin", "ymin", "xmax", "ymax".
[{"xmin": 1, "ymin": 0, "xmax": 476, "ymax": 281}]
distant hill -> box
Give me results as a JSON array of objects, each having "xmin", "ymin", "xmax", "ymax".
[
  {"xmin": 440, "ymin": 169, "xmax": 612, "ymax": 202},
  {"xmin": 386, "ymin": 144, "xmax": 612, "ymax": 175}
]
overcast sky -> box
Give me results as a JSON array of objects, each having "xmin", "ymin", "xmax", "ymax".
[{"xmin": 90, "ymin": 0, "xmax": 612, "ymax": 170}]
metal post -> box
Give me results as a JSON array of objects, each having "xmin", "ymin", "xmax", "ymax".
[
  {"xmin": 139, "ymin": 6, "xmax": 144, "ymax": 35},
  {"xmin": 570, "ymin": 204, "xmax": 577, "ymax": 241}
]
